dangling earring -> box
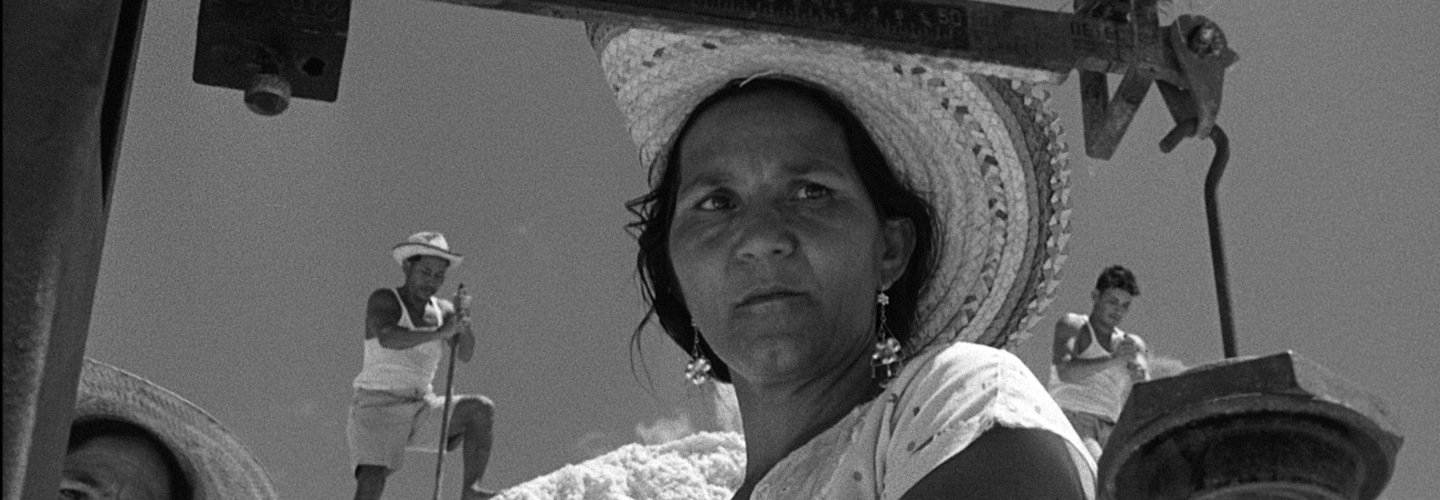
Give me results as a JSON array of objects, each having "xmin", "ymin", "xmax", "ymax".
[
  {"xmin": 872, "ymin": 291, "xmax": 903, "ymax": 381},
  {"xmin": 685, "ymin": 325, "xmax": 714, "ymax": 385}
]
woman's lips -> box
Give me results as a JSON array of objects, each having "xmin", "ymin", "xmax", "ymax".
[{"xmin": 737, "ymin": 289, "xmax": 806, "ymax": 308}]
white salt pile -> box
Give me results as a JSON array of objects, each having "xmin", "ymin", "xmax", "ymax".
[{"xmin": 496, "ymin": 431, "xmax": 744, "ymax": 500}]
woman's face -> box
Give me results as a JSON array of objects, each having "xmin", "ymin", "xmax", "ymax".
[{"xmin": 668, "ymin": 87, "xmax": 913, "ymax": 385}]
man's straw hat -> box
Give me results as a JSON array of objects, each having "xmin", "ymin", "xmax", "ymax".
[
  {"xmin": 591, "ymin": 24, "xmax": 1072, "ymax": 351},
  {"xmin": 74, "ymin": 358, "xmax": 278, "ymax": 500},
  {"xmin": 392, "ymin": 231, "xmax": 464, "ymax": 266}
]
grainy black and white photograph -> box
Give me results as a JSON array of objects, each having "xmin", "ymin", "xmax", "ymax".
[{"xmin": 7, "ymin": 1, "xmax": 1436, "ymax": 499}]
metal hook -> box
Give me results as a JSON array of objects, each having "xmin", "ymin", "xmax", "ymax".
[{"xmin": 1162, "ymin": 119, "xmax": 1236, "ymax": 358}]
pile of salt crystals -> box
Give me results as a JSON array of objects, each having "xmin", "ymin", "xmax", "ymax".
[{"xmin": 496, "ymin": 431, "xmax": 743, "ymax": 500}]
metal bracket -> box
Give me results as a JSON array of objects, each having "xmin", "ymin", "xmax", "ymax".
[
  {"xmin": 435, "ymin": 1, "xmax": 1240, "ymax": 159},
  {"xmin": 1157, "ymin": 14, "xmax": 1239, "ymax": 146},
  {"xmin": 435, "ymin": 0, "xmax": 1178, "ymax": 80},
  {"xmin": 1076, "ymin": 0, "xmax": 1159, "ymax": 160},
  {"xmin": 192, "ymin": 0, "xmax": 352, "ymax": 116},
  {"xmin": 1077, "ymin": 2, "xmax": 1236, "ymax": 159},
  {"xmin": 189, "ymin": 0, "xmax": 1238, "ymax": 155},
  {"xmin": 1079, "ymin": 65, "xmax": 1154, "ymax": 160}
]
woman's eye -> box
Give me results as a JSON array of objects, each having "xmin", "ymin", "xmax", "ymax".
[
  {"xmin": 796, "ymin": 183, "xmax": 832, "ymax": 200},
  {"xmin": 696, "ymin": 194, "xmax": 734, "ymax": 211}
]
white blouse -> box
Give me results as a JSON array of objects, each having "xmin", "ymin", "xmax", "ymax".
[{"xmin": 751, "ymin": 342, "xmax": 1097, "ymax": 499}]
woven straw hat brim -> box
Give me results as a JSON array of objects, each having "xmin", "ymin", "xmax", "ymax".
[
  {"xmin": 75, "ymin": 358, "xmax": 278, "ymax": 500},
  {"xmin": 392, "ymin": 243, "xmax": 465, "ymax": 266},
  {"xmin": 592, "ymin": 25, "xmax": 1072, "ymax": 350}
]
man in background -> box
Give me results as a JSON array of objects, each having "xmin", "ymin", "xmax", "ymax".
[
  {"xmin": 1049, "ymin": 265, "xmax": 1151, "ymax": 460},
  {"xmin": 348, "ymin": 232, "xmax": 496, "ymax": 500}
]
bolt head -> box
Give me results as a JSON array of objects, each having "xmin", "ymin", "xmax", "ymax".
[
  {"xmin": 1188, "ymin": 22, "xmax": 1229, "ymax": 58},
  {"xmin": 245, "ymin": 73, "xmax": 292, "ymax": 116}
]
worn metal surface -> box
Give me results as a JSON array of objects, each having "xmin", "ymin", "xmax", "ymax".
[
  {"xmin": 176, "ymin": 0, "xmax": 1237, "ymax": 158},
  {"xmin": 191, "ymin": 1, "xmax": 1238, "ymax": 155},
  {"xmin": 421, "ymin": 1, "xmax": 1237, "ymax": 159},
  {"xmin": 2, "ymin": 1, "xmax": 146, "ymax": 498},
  {"xmin": 1163, "ymin": 14, "xmax": 1235, "ymax": 141},
  {"xmin": 1099, "ymin": 352, "xmax": 1404, "ymax": 500},
  {"xmin": 1080, "ymin": 8, "xmax": 1237, "ymax": 159},
  {"xmin": 436, "ymin": 0, "xmax": 1184, "ymax": 82},
  {"xmin": 1076, "ymin": 0, "xmax": 1154, "ymax": 160},
  {"xmin": 1079, "ymin": 66, "xmax": 1153, "ymax": 160},
  {"xmin": 193, "ymin": 0, "xmax": 351, "ymax": 103}
]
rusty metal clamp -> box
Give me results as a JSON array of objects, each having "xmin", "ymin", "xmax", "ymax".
[{"xmin": 1157, "ymin": 14, "xmax": 1239, "ymax": 147}]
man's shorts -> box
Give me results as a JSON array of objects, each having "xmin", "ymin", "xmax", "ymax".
[
  {"xmin": 1061, "ymin": 408, "xmax": 1116, "ymax": 460},
  {"xmin": 346, "ymin": 387, "xmax": 453, "ymax": 471}
]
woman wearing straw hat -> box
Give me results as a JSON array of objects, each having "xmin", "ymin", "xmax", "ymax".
[
  {"xmin": 347, "ymin": 231, "xmax": 496, "ymax": 500},
  {"xmin": 592, "ymin": 24, "xmax": 1096, "ymax": 499},
  {"xmin": 66, "ymin": 358, "xmax": 277, "ymax": 500}
]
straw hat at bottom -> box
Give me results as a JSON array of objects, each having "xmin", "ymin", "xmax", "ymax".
[
  {"xmin": 74, "ymin": 358, "xmax": 278, "ymax": 500},
  {"xmin": 590, "ymin": 24, "xmax": 1073, "ymax": 352}
]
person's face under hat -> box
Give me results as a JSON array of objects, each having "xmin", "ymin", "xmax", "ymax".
[
  {"xmin": 61, "ymin": 434, "xmax": 175, "ymax": 500},
  {"xmin": 667, "ymin": 87, "xmax": 913, "ymax": 385},
  {"xmin": 402, "ymin": 255, "xmax": 451, "ymax": 301}
]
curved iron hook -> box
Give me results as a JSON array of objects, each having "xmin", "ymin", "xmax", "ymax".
[{"xmin": 1162, "ymin": 120, "xmax": 1237, "ymax": 358}]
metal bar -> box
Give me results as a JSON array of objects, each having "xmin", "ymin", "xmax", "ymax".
[
  {"xmin": 1079, "ymin": 65, "xmax": 1153, "ymax": 159},
  {"xmin": 1161, "ymin": 120, "xmax": 1236, "ymax": 358},
  {"xmin": 193, "ymin": 0, "xmax": 351, "ymax": 103},
  {"xmin": 434, "ymin": 0, "xmax": 1181, "ymax": 82},
  {"xmin": 1204, "ymin": 125, "xmax": 1237, "ymax": 358}
]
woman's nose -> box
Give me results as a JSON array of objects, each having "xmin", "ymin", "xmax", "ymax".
[{"xmin": 733, "ymin": 206, "xmax": 796, "ymax": 262}]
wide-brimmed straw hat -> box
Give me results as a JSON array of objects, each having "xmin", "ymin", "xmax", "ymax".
[
  {"xmin": 590, "ymin": 24, "xmax": 1072, "ymax": 351},
  {"xmin": 392, "ymin": 231, "xmax": 464, "ymax": 266},
  {"xmin": 73, "ymin": 358, "xmax": 278, "ymax": 500}
]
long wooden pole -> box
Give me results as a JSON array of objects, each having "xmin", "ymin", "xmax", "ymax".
[
  {"xmin": 432, "ymin": 284, "xmax": 470, "ymax": 500},
  {"xmin": 431, "ymin": 342, "xmax": 460, "ymax": 500}
]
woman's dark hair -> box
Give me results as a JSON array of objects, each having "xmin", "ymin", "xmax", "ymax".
[
  {"xmin": 67, "ymin": 418, "xmax": 194, "ymax": 500},
  {"xmin": 627, "ymin": 77, "xmax": 938, "ymax": 383}
]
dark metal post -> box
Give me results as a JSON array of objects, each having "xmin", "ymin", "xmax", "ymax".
[
  {"xmin": 1162, "ymin": 121, "xmax": 1236, "ymax": 358},
  {"xmin": 1202, "ymin": 126, "xmax": 1237, "ymax": 358},
  {"xmin": 2, "ymin": 1, "xmax": 147, "ymax": 499}
]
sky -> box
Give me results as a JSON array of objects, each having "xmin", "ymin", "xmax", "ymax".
[{"xmin": 84, "ymin": 0, "xmax": 1438, "ymax": 498}]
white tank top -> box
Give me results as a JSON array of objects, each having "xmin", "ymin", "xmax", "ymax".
[
  {"xmin": 352, "ymin": 288, "xmax": 444, "ymax": 394},
  {"xmin": 1048, "ymin": 315, "xmax": 1132, "ymax": 421}
]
